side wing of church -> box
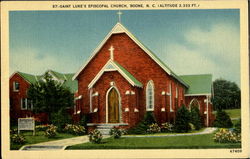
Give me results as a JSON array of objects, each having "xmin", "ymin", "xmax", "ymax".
[{"xmin": 73, "ymin": 22, "xmax": 214, "ymax": 129}]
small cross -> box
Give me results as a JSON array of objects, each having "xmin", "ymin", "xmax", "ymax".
[
  {"xmin": 109, "ymin": 46, "xmax": 114, "ymax": 60},
  {"xmin": 117, "ymin": 11, "xmax": 122, "ymax": 23}
]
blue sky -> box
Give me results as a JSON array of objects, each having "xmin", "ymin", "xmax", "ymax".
[{"xmin": 10, "ymin": 9, "xmax": 240, "ymax": 86}]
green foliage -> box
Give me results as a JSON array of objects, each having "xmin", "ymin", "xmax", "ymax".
[
  {"xmin": 11, "ymin": 134, "xmax": 26, "ymax": 144},
  {"xmin": 10, "ymin": 128, "xmax": 18, "ymax": 135},
  {"xmin": 234, "ymin": 119, "xmax": 241, "ymax": 134},
  {"xmin": 50, "ymin": 109, "xmax": 72, "ymax": 132},
  {"xmin": 174, "ymin": 105, "xmax": 191, "ymax": 133},
  {"xmin": 109, "ymin": 127, "xmax": 122, "ymax": 139},
  {"xmin": 79, "ymin": 114, "xmax": 89, "ymax": 127},
  {"xmin": 35, "ymin": 124, "xmax": 50, "ymax": 131},
  {"xmin": 147, "ymin": 123, "xmax": 161, "ymax": 134},
  {"xmin": 89, "ymin": 129, "xmax": 103, "ymax": 144},
  {"xmin": 64, "ymin": 124, "xmax": 86, "ymax": 135},
  {"xmin": 44, "ymin": 125, "xmax": 57, "ymax": 138},
  {"xmin": 213, "ymin": 128, "xmax": 241, "ymax": 143},
  {"xmin": 212, "ymin": 79, "xmax": 241, "ymax": 110},
  {"xmin": 190, "ymin": 106, "xmax": 203, "ymax": 130},
  {"xmin": 161, "ymin": 122, "xmax": 174, "ymax": 133},
  {"xmin": 127, "ymin": 112, "xmax": 156, "ymax": 134},
  {"xmin": 213, "ymin": 109, "xmax": 233, "ymax": 128},
  {"xmin": 27, "ymin": 72, "xmax": 74, "ymax": 122}
]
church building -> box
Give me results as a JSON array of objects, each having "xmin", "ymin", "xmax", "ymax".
[{"xmin": 72, "ymin": 22, "xmax": 214, "ymax": 129}]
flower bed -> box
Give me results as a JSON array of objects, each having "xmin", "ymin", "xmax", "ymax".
[{"xmin": 213, "ymin": 128, "xmax": 241, "ymax": 143}]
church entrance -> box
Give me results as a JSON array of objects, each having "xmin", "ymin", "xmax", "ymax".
[{"xmin": 107, "ymin": 87, "xmax": 120, "ymax": 123}]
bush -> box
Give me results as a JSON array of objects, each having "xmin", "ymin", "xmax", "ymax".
[
  {"xmin": 127, "ymin": 112, "xmax": 156, "ymax": 134},
  {"xmin": 189, "ymin": 123, "xmax": 195, "ymax": 131},
  {"xmin": 213, "ymin": 110, "xmax": 233, "ymax": 128},
  {"xmin": 190, "ymin": 106, "xmax": 203, "ymax": 130},
  {"xmin": 234, "ymin": 119, "xmax": 241, "ymax": 134},
  {"xmin": 79, "ymin": 114, "xmax": 89, "ymax": 127},
  {"xmin": 64, "ymin": 124, "xmax": 86, "ymax": 135},
  {"xmin": 109, "ymin": 127, "xmax": 122, "ymax": 139},
  {"xmin": 213, "ymin": 128, "xmax": 241, "ymax": 143},
  {"xmin": 35, "ymin": 124, "xmax": 50, "ymax": 131},
  {"xmin": 51, "ymin": 109, "xmax": 72, "ymax": 132},
  {"xmin": 147, "ymin": 123, "xmax": 161, "ymax": 134},
  {"xmin": 89, "ymin": 129, "xmax": 103, "ymax": 144},
  {"xmin": 174, "ymin": 105, "xmax": 191, "ymax": 133},
  {"xmin": 11, "ymin": 134, "xmax": 26, "ymax": 144},
  {"xmin": 10, "ymin": 128, "xmax": 18, "ymax": 135},
  {"xmin": 44, "ymin": 125, "xmax": 57, "ymax": 138},
  {"xmin": 161, "ymin": 122, "xmax": 174, "ymax": 133}
]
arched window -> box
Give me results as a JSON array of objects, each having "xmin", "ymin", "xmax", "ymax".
[
  {"xmin": 146, "ymin": 80, "xmax": 154, "ymax": 111},
  {"xmin": 189, "ymin": 98, "xmax": 200, "ymax": 110}
]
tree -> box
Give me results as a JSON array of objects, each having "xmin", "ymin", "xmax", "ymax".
[
  {"xmin": 213, "ymin": 109, "xmax": 233, "ymax": 128},
  {"xmin": 213, "ymin": 79, "xmax": 241, "ymax": 110},
  {"xmin": 174, "ymin": 105, "xmax": 191, "ymax": 133},
  {"xmin": 190, "ymin": 106, "xmax": 203, "ymax": 130},
  {"xmin": 27, "ymin": 72, "xmax": 74, "ymax": 126}
]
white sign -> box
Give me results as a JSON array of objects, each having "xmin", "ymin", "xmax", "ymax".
[{"xmin": 18, "ymin": 118, "xmax": 35, "ymax": 135}]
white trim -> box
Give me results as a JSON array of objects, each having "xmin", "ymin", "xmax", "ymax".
[
  {"xmin": 88, "ymin": 60, "xmax": 142, "ymax": 88},
  {"xmin": 189, "ymin": 98, "xmax": 201, "ymax": 110},
  {"xmin": 176, "ymin": 87, "xmax": 178, "ymax": 98},
  {"xmin": 72, "ymin": 22, "xmax": 172, "ymax": 80},
  {"xmin": 184, "ymin": 93, "xmax": 211, "ymax": 97},
  {"xmin": 131, "ymin": 91, "xmax": 135, "ymax": 95},
  {"xmin": 134, "ymin": 108, "xmax": 139, "ymax": 112},
  {"xmin": 10, "ymin": 72, "xmax": 31, "ymax": 84},
  {"xmin": 125, "ymin": 108, "xmax": 129, "ymax": 112},
  {"xmin": 20, "ymin": 98, "xmax": 27, "ymax": 110},
  {"xmin": 89, "ymin": 88, "xmax": 93, "ymax": 113},
  {"xmin": 92, "ymin": 92, "xmax": 99, "ymax": 97},
  {"xmin": 13, "ymin": 81, "xmax": 20, "ymax": 92},
  {"xmin": 125, "ymin": 90, "xmax": 130, "ymax": 95},
  {"xmin": 169, "ymin": 83, "xmax": 173, "ymax": 112},
  {"xmin": 146, "ymin": 80, "xmax": 154, "ymax": 111},
  {"xmin": 161, "ymin": 108, "xmax": 166, "ymax": 112},
  {"xmin": 161, "ymin": 91, "xmax": 166, "ymax": 95},
  {"xmin": 105, "ymin": 86, "xmax": 122, "ymax": 123}
]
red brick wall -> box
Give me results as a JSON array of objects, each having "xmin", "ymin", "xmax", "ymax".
[
  {"xmin": 9, "ymin": 73, "xmax": 33, "ymax": 121},
  {"xmin": 77, "ymin": 33, "xmax": 187, "ymax": 127},
  {"xmin": 185, "ymin": 95, "xmax": 214, "ymax": 126}
]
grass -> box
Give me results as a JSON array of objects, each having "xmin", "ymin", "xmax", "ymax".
[
  {"xmin": 225, "ymin": 109, "xmax": 241, "ymax": 119},
  {"xmin": 66, "ymin": 133, "xmax": 241, "ymax": 149},
  {"xmin": 10, "ymin": 131, "xmax": 77, "ymax": 150}
]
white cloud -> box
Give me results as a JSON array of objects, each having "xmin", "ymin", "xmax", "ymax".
[{"xmin": 164, "ymin": 22, "xmax": 240, "ymax": 85}]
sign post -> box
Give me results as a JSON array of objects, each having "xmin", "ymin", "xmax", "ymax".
[{"xmin": 18, "ymin": 118, "xmax": 35, "ymax": 135}]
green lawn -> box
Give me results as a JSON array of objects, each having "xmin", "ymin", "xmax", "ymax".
[
  {"xmin": 11, "ymin": 131, "xmax": 77, "ymax": 150},
  {"xmin": 225, "ymin": 109, "xmax": 241, "ymax": 119},
  {"xmin": 66, "ymin": 133, "xmax": 241, "ymax": 149}
]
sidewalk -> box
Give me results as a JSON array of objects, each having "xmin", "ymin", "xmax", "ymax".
[
  {"xmin": 123, "ymin": 127, "xmax": 217, "ymax": 138},
  {"xmin": 20, "ymin": 135, "xmax": 109, "ymax": 151}
]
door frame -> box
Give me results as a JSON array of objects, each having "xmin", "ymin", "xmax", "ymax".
[{"xmin": 106, "ymin": 86, "xmax": 122, "ymax": 123}]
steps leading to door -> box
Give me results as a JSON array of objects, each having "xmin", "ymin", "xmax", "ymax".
[{"xmin": 96, "ymin": 124, "xmax": 114, "ymax": 135}]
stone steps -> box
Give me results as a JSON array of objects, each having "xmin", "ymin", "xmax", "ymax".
[{"xmin": 96, "ymin": 124, "xmax": 114, "ymax": 135}]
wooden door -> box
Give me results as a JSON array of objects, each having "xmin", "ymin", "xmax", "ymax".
[{"xmin": 108, "ymin": 88, "xmax": 119, "ymax": 123}]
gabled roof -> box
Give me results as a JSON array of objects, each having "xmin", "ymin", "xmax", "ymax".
[
  {"xmin": 10, "ymin": 70, "xmax": 78, "ymax": 93},
  {"xmin": 16, "ymin": 71, "xmax": 38, "ymax": 84},
  {"xmin": 179, "ymin": 74, "xmax": 212, "ymax": 96},
  {"xmin": 72, "ymin": 22, "xmax": 189, "ymax": 88},
  {"xmin": 88, "ymin": 60, "xmax": 143, "ymax": 89}
]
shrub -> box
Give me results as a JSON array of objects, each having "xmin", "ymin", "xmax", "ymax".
[
  {"xmin": 189, "ymin": 123, "xmax": 195, "ymax": 131},
  {"xmin": 213, "ymin": 128, "xmax": 241, "ymax": 143},
  {"xmin": 10, "ymin": 128, "xmax": 18, "ymax": 135},
  {"xmin": 109, "ymin": 127, "xmax": 122, "ymax": 139},
  {"xmin": 127, "ymin": 112, "xmax": 156, "ymax": 134},
  {"xmin": 64, "ymin": 124, "xmax": 86, "ymax": 135},
  {"xmin": 234, "ymin": 119, "xmax": 241, "ymax": 134},
  {"xmin": 190, "ymin": 106, "xmax": 203, "ymax": 130},
  {"xmin": 11, "ymin": 134, "xmax": 26, "ymax": 144},
  {"xmin": 79, "ymin": 114, "xmax": 89, "ymax": 127},
  {"xmin": 35, "ymin": 124, "xmax": 49, "ymax": 131},
  {"xmin": 89, "ymin": 129, "xmax": 103, "ymax": 144},
  {"xmin": 44, "ymin": 125, "xmax": 57, "ymax": 138},
  {"xmin": 213, "ymin": 110, "xmax": 233, "ymax": 128},
  {"xmin": 174, "ymin": 105, "xmax": 191, "ymax": 133},
  {"xmin": 161, "ymin": 122, "xmax": 174, "ymax": 133},
  {"xmin": 51, "ymin": 109, "xmax": 72, "ymax": 132},
  {"xmin": 147, "ymin": 123, "xmax": 161, "ymax": 133}
]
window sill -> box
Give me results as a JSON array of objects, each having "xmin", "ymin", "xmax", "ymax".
[{"xmin": 146, "ymin": 109, "xmax": 154, "ymax": 111}]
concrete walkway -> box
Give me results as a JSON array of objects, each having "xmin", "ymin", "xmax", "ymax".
[
  {"xmin": 123, "ymin": 127, "xmax": 217, "ymax": 138},
  {"xmin": 20, "ymin": 135, "xmax": 109, "ymax": 151}
]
